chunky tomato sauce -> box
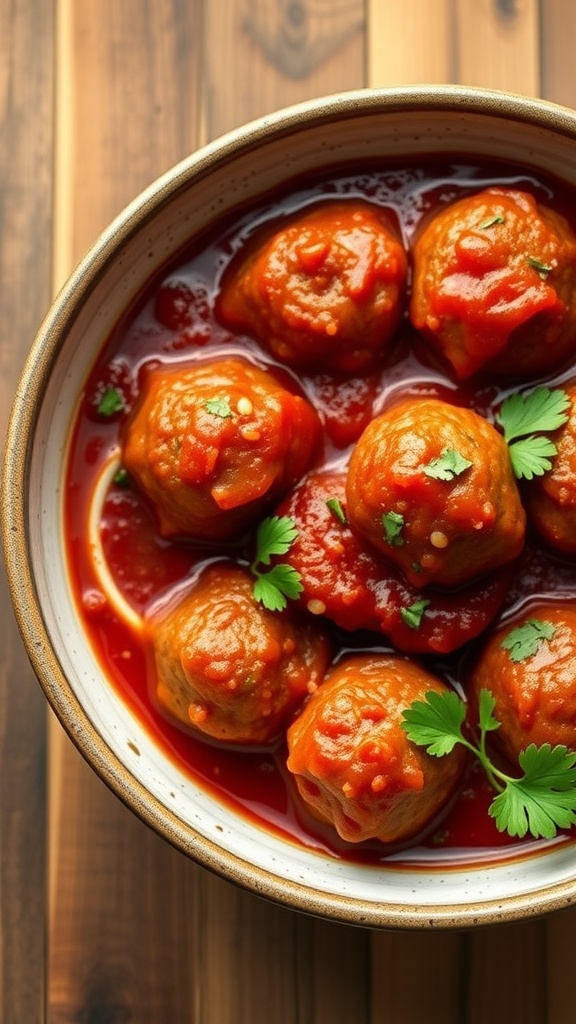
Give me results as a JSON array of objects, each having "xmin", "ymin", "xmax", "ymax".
[{"xmin": 65, "ymin": 159, "xmax": 576, "ymax": 867}]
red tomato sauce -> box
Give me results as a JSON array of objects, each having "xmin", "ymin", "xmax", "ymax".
[{"xmin": 65, "ymin": 159, "xmax": 576, "ymax": 867}]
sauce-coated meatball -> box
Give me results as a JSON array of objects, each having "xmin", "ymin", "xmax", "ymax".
[
  {"xmin": 525, "ymin": 383, "xmax": 576, "ymax": 553},
  {"xmin": 286, "ymin": 654, "xmax": 466, "ymax": 845},
  {"xmin": 410, "ymin": 187, "xmax": 576, "ymax": 379},
  {"xmin": 148, "ymin": 562, "xmax": 331, "ymax": 745},
  {"xmin": 275, "ymin": 470, "xmax": 513, "ymax": 654},
  {"xmin": 218, "ymin": 201, "xmax": 408, "ymax": 372},
  {"xmin": 468, "ymin": 604, "xmax": 576, "ymax": 762},
  {"xmin": 346, "ymin": 398, "xmax": 525, "ymax": 588},
  {"xmin": 122, "ymin": 357, "xmax": 321, "ymax": 539}
]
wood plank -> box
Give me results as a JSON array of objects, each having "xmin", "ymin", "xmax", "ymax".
[
  {"xmin": 540, "ymin": 0, "xmax": 576, "ymax": 107},
  {"xmin": 545, "ymin": 907, "xmax": 576, "ymax": 1024},
  {"xmin": 203, "ymin": 0, "xmax": 365, "ymax": 139},
  {"xmin": 370, "ymin": 930, "xmax": 464, "ymax": 1024},
  {"xmin": 48, "ymin": 2, "xmax": 206, "ymax": 1021},
  {"xmin": 368, "ymin": 0, "xmax": 453, "ymax": 86},
  {"xmin": 453, "ymin": 0, "xmax": 540, "ymax": 95},
  {"xmin": 0, "ymin": 1, "xmax": 55, "ymax": 1021},
  {"xmin": 463, "ymin": 920, "xmax": 546, "ymax": 1024}
]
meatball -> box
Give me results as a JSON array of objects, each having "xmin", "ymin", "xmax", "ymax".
[
  {"xmin": 468, "ymin": 604, "xmax": 576, "ymax": 762},
  {"xmin": 218, "ymin": 200, "xmax": 408, "ymax": 373},
  {"xmin": 275, "ymin": 470, "xmax": 513, "ymax": 654},
  {"xmin": 346, "ymin": 398, "xmax": 525, "ymax": 588},
  {"xmin": 121, "ymin": 357, "xmax": 321, "ymax": 540},
  {"xmin": 525, "ymin": 383, "xmax": 576, "ymax": 553},
  {"xmin": 410, "ymin": 187, "xmax": 576, "ymax": 379},
  {"xmin": 286, "ymin": 654, "xmax": 466, "ymax": 845},
  {"xmin": 148, "ymin": 562, "xmax": 331, "ymax": 745}
]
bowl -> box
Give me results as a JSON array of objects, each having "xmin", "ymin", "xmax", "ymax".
[{"xmin": 5, "ymin": 84, "xmax": 576, "ymax": 929}]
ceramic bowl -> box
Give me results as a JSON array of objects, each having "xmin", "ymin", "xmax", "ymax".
[{"xmin": 5, "ymin": 85, "xmax": 576, "ymax": 929}]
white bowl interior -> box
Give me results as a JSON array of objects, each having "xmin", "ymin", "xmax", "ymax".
[{"xmin": 8, "ymin": 87, "xmax": 576, "ymax": 927}]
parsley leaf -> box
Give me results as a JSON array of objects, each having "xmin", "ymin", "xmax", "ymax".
[
  {"xmin": 326, "ymin": 497, "xmax": 347, "ymax": 525},
  {"xmin": 401, "ymin": 687, "xmax": 576, "ymax": 840},
  {"xmin": 422, "ymin": 448, "xmax": 472, "ymax": 481},
  {"xmin": 98, "ymin": 387, "xmax": 124, "ymax": 417},
  {"xmin": 497, "ymin": 387, "xmax": 570, "ymax": 481},
  {"xmin": 204, "ymin": 397, "xmax": 233, "ymax": 418},
  {"xmin": 383, "ymin": 510, "xmax": 405, "ymax": 546},
  {"xmin": 500, "ymin": 618, "xmax": 556, "ymax": 662},
  {"xmin": 400, "ymin": 598, "xmax": 430, "ymax": 630},
  {"xmin": 250, "ymin": 515, "xmax": 302, "ymax": 611}
]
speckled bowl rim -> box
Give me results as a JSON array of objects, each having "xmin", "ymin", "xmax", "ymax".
[{"xmin": 5, "ymin": 84, "xmax": 576, "ymax": 930}]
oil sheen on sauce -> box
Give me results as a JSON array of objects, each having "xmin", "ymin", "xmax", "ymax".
[{"xmin": 65, "ymin": 160, "xmax": 576, "ymax": 869}]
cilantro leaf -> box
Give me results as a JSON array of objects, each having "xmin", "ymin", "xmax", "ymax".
[
  {"xmin": 400, "ymin": 598, "xmax": 430, "ymax": 630},
  {"xmin": 254, "ymin": 516, "xmax": 299, "ymax": 566},
  {"xmin": 252, "ymin": 565, "xmax": 303, "ymax": 612},
  {"xmin": 98, "ymin": 387, "xmax": 124, "ymax": 417},
  {"xmin": 497, "ymin": 387, "xmax": 570, "ymax": 443},
  {"xmin": 489, "ymin": 745, "xmax": 576, "ymax": 839},
  {"xmin": 508, "ymin": 435, "xmax": 558, "ymax": 480},
  {"xmin": 204, "ymin": 397, "xmax": 233, "ymax": 418},
  {"xmin": 402, "ymin": 686, "xmax": 576, "ymax": 841},
  {"xmin": 500, "ymin": 618, "xmax": 556, "ymax": 662},
  {"xmin": 250, "ymin": 515, "xmax": 302, "ymax": 611},
  {"xmin": 383, "ymin": 510, "xmax": 405, "ymax": 546},
  {"xmin": 326, "ymin": 497, "xmax": 347, "ymax": 525},
  {"xmin": 477, "ymin": 687, "xmax": 500, "ymax": 735},
  {"xmin": 497, "ymin": 387, "xmax": 570, "ymax": 481},
  {"xmin": 401, "ymin": 689, "xmax": 466, "ymax": 756},
  {"xmin": 422, "ymin": 448, "xmax": 472, "ymax": 481}
]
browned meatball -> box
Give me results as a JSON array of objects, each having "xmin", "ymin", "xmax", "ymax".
[
  {"xmin": 274, "ymin": 470, "xmax": 513, "ymax": 655},
  {"xmin": 468, "ymin": 604, "xmax": 576, "ymax": 762},
  {"xmin": 346, "ymin": 398, "xmax": 525, "ymax": 588},
  {"xmin": 410, "ymin": 187, "xmax": 576, "ymax": 379},
  {"xmin": 286, "ymin": 653, "xmax": 466, "ymax": 845},
  {"xmin": 525, "ymin": 383, "xmax": 576, "ymax": 553},
  {"xmin": 121, "ymin": 357, "xmax": 321, "ymax": 540},
  {"xmin": 218, "ymin": 201, "xmax": 408, "ymax": 373},
  {"xmin": 147, "ymin": 562, "xmax": 331, "ymax": 745}
]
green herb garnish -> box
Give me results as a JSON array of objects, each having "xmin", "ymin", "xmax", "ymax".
[
  {"xmin": 500, "ymin": 618, "xmax": 556, "ymax": 663},
  {"xmin": 422, "ymin": 447, "xmax": 473, "ymax": 481},
  {"xmin": 113, "ymin": 467, "xmax": 131, "ymax": 487},
  {"xmin": 383, "ymin": 510, "xmax": 405, "ymax": 546},
  {"xmin": 526, "ymin": 255, "xmax": 553, "ymax": 278},
  {"xmin": 480, "ymin": 214, "xmax": 505, "ymax": 229},
  {"xmin": 204, "ymin": 397, "xmax": 233, "ymax": 418},
  {"xmin": 98, "ymin": 387, "xmax": 124, "ymax": 417},
  {"xmin": 496, "ymin": 386, "xmax": 570, "ymax": 480},
  {"xmin": 250, "ymin": 515, "xmax": 303, "ymax": 612},
  {"xmin": 402, "ymin": 688, "xmax": 576, "ymax": 839},
  {"xmin": 326, "ymin": 497, "xmax": 347, "ymax": 525},
  {"xmin": 400, "ymin": 598, "xmax": 430, "ymax": 630}
]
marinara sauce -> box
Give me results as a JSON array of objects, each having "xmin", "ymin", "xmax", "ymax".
[{"xmin": 65, "ymin": 159, "xmax": 576, "ymax": 867}]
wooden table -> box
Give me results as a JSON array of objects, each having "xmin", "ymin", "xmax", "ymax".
[{"xmin": 3, "ymin": 2, "xmax": 576, "ymax": 1020}]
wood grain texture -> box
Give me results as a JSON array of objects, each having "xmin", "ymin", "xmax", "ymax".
[
  {"xmin": 368, "ymin": 0, "xmax": 454, "ymax": 86},
  {"xmin": 203, "ymin": 0, "xmax": 365, "ymax": 140},
  {"xmin": 0, "ymin": 1, "xmax": 54, "ymax": 1021},
  {"xmin": 20, "ymin": 0, "xmax": 576, "ymax": 1020},
  {"xmin": 453, "ymin": 0, "xmax": 540, "ymax": 94}
]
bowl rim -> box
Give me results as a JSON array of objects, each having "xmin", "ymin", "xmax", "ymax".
[{"xmin": 5, "ymin": 83, "xmax": 576, "ymax": 929}]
